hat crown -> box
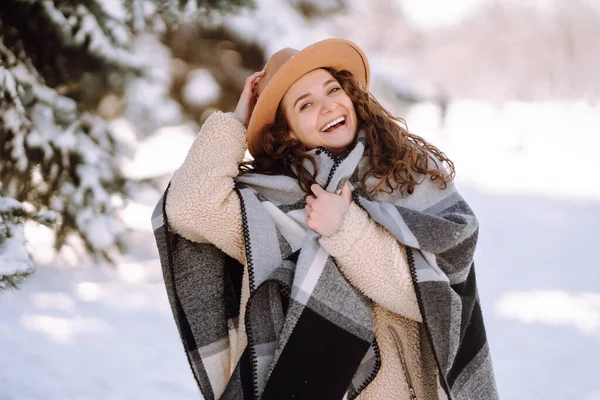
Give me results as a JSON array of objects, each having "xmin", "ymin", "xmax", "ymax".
[{"xmin": 257, "ymin": 47, "xmax": 299, "ymax": 96}]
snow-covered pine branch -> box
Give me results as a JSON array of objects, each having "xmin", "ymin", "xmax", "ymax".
[{"xmin": 0, "ymin": 183, "xmax": 56, "ymax": 291}]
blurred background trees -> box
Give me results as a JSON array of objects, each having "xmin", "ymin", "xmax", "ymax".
[
  {"xmin": 411, "ymin": 0, "xmax": 600, "ymax": 101},
  {"xmin": 0, "ymin": 0, "xmax": 258, "ymax": 288}
]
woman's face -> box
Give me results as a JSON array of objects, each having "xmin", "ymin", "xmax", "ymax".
[{"xmin": 281, "ymin": 68, "xmax": 358, "ymax": 155}]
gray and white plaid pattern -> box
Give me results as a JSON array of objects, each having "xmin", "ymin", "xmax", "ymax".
[{"xmin": 235, "ymin": 141, "xmax": 377, "ymax": 398}]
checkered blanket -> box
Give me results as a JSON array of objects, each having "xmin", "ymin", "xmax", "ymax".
[{"xmin": 152, "ymin": 137, "xmax": 498, "ymax": 399}]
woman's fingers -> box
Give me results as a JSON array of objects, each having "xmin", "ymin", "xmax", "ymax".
[
  {"xmin": 234, "ymin": 71, "xmax": 265, "ymax": 126},
  {"xmin": 245, "ymin": 71, "xmax": 265, "ymax": 93},
  {"xmin": 245, "ymin": 71, "xmax": 263, "ymax": 84},
  {"xmin": 310, "ymin": 184, "xmax": 326, "ymax": 197},
  {"xmin": 242, "ymin": 71, "xmax": 264, "ymax": 110}
]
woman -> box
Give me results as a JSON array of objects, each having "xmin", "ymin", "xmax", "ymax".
[{"xmin": 153, "ymin": 39, "xmax": 498, "ymax": 400}]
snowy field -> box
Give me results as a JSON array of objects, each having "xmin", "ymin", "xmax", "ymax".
[{"xmin": 2, "ymin": 100, "xmax": 600, "ymax": 399}]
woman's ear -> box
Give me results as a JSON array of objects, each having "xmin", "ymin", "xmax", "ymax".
[{"xmin": 288, "ymin": 130, "xmax": 298, "ymax": 140}]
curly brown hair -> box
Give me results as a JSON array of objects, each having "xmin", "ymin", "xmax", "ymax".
[{"xmin": 239, "ymin": 68, "xmax": 455, "ymax": 198}]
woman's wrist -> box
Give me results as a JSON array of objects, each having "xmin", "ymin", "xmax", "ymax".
[
  {"xmin": 227, "ymin": 111, "xmax": 245, "ymax": 126},
  {"xmin": 319, "ymin": 202, "xmax": 365, "ymax": 243}
]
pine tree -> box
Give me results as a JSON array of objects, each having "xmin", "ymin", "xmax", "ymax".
[{"xmin": 0, "ymin": 0, "xmax": 253, "ymax": 289}]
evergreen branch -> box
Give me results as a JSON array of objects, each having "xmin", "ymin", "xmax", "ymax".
[
  {"xmin": 80, "ymin": 0, "xmax": 132, "ymax": 46},
  {"xmin": 0, "ymin": 269, "xmax": 34, "ymax": 291},
  {"xmin": 39, "ymin": 0, "xmax": 144, "ymax": 71},
  {"xmin": 0, "ymin": 67, "xmax": 27, "ymax": 115}
]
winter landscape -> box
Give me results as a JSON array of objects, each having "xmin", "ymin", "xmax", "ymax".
[{"xmin": 1, "ymin": 0, "xmax": 599, "ymax": 399}]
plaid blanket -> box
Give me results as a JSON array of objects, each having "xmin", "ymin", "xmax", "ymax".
[{"xmin": 152, "ymin": 136, "xmax": 498, "ymax": 399}]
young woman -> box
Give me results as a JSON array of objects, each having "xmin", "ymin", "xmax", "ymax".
[{"xmin": 154, "ymin": 38, "xmax": 498, "ymax": 400}]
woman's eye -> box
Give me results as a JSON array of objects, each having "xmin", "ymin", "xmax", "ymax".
[
  {"xmin": 328, "ymin": 87, "xmax": 340, "ymax": 94},
  {"xmin": 300, "ymin": 103, "xmax": 311, "ymax": 111}
]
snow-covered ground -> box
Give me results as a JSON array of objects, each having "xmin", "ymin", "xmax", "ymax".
[{"xmin": 2, "ymin": 100, "xmax": 599, "ymax": 399}]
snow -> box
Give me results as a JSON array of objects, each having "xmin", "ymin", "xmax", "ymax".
[
  {"xmin": 0, "ymin": 221, "xmax": 35, "ymax": 288},
  {"xmin": 1, "ymin": 108, "xmax": 23, "ymax": 132},
  {"xmin": 51, "ymin": 127, "xmax": 77, "ymax": 152},
  {"xmin": 496, "ymin": 290, "xmax": 600, "ymax": 336},
  {"xmin": 182, "ymin": 69, "xmax": 221, "ymax": 108},
  {"xmin": 460, "ymin": 185, "xmax": 600, "ymax": 400},
  {"xmin": 405, "ymin": 99, "xmax": 600, "ymax": 201},
  {"xmin": 20, "ymin": 314, "xmax": 114, "ymax": 345},
  {"xmin": 0, "ymin": 67, "xmax": 26, "ymax": 114},
  {"xmin": 41, "ymin": 2, "xmax": 143, "ymax": 70},
  {"xmin": 1, "ymin": 260, "xmax": 198, "ymax": 399},
  {"xmin": 124, "ymin": 34, "xmax": 183, "ymax": 136},
  {"xmin": 100, "ymin": 0, "xmax": 129, "ymax": 18},
  {"xmin": 119, "ymin": 124, "xmax": 196, "ymax": 180},
  {"xmin": 218, "ymin": 0, "xmax": 333, "ymax": 55},
  {"xmin": 0, "ymin": 233, "xmax": 34, "ymax": 277},
  {"xmin": 0, "ymin": 195, "xmax": 35, "ymax": 282},
  {"xmin": 83, "ymin": 215, "xmax": 117, "ymax": 251},
  {"xmin": 0, "ymin": 197, "xmax": 23, "ymax": 212}
]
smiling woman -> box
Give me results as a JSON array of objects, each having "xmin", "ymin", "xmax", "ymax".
[{"xmin": 157, "ymin": 38, "xmax": 499, "ymax": 400}]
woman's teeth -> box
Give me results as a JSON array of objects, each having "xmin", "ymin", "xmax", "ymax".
[{"xmin": 321, "ymin": 116, "xmax": 345, "ymax": 132}]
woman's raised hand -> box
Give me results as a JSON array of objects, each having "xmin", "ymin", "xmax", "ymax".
[
  {"xmin": 305, "ymin": 182, "xmax": 353, "ymax": 237},
  {"xmin": 233, "ymin": 70, "xmax": 266, "ymax": 128}
]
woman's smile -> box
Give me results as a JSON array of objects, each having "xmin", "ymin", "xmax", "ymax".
[{"xmin": 319, "ymin": 115, "xmax": 347, "ymax": 133}]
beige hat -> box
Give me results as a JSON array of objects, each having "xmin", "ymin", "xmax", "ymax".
[{"xmin": 247, "ymin": 38, "xmax": 370, "ymax": 157}]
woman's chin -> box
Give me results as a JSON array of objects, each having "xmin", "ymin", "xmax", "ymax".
[{"xmin": 320, "ymin": 128, "xmax": 355, "ymax": 150}]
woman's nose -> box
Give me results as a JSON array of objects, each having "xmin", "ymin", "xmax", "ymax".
[{"xmin": 319, "ymin": 97, "xmax": 336, "ymax": 114}]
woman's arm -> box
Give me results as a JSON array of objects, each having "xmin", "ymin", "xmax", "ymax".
[
  {"xmin": 319, "ymin": 202, "xmax": 422, "ymax": 322},
  {"xmin": 165, "ymin": 111, "xmax": 246, "ymax": 264}
]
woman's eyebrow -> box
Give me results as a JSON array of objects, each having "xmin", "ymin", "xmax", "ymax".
[{"xmin": 293, "ymin": 79, "xmax": 338, "ymax": 108}]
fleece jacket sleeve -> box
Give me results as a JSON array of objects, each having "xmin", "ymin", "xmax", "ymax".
[
  {"xmin": 165, "ymin": 111, "xmax": 246, "ymax": 264},
  {"xmin": 319, "ymin": 202, "xmax": 422, "ymax": 322}
]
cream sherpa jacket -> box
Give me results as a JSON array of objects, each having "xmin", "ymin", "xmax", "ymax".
[{"xmin": 166, "ymin": 111, "xmax": 448, "ymax": 400}]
